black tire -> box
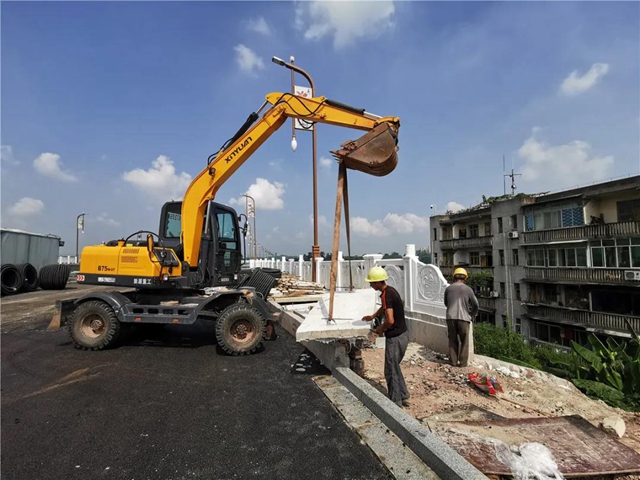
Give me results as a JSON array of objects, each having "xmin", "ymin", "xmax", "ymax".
[
  {"xmin": 68, "ymin": 300, "xmax": 122, "ymax": 351},
  {"xmin": 39, "ymin": 264, "xmax": 70, "ymax": 290},
  {"xmin": 215, "ymin": 303, "xmax": 266, "ymax": 356},
  {"xmin": 1, "ymin": 264, "xmax": 23, "ymax": 296},
  {"xmin": 16, "ymin": 263, "xmax": 39, "ymax": 292},
  {"xmin": 259, "ymin": 268, "xmax": 282, "ymax": 279}
]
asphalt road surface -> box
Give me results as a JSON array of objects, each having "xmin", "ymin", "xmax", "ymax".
[{"xmin": 2, "ymin": 318, "xmax": 392, "ymax": 480}]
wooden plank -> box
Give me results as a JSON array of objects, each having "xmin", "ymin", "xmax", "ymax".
[
  {"xmin": 430, "ymin": 415, "xmax": 640, "ymax": 477},
  {"xmin": 273, "ymin": 295, "xmax": 322, "ymax": 305}
]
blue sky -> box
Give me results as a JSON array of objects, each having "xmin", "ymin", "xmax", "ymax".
[{"xmin": 2, "ymin": 1, "xmax": 639, "ymax": 257}]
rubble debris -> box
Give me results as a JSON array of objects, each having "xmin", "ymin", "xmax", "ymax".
[{"xmin": 600, "ymin": 416, "xmax": 626, "ymax": 438}]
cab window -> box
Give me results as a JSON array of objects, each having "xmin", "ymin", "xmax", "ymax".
[
  {"xmin": 164, "ymin": 204, "xmax": 182, "ymax": 238},
  {"xmin": 216, "ymin": 212, "xmax": 237, "ymax": 243}
]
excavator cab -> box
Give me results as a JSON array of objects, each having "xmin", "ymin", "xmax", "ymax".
[{"xmin": 158, "ymin": 200, "xmax": 243, "ymax": 287}]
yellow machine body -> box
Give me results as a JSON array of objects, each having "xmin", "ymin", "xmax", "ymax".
[{"xmin": 78, "ymin": 241, "xmax": 182, "ymax": 287}]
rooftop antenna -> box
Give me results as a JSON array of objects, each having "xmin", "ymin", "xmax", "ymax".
[{"xmin": 504, "ymin": 156, "xmax": 522, "ymax": 195}]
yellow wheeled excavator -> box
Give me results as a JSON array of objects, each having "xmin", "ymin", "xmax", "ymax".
[{"xmin": 69, "ymin": 85, "xmax": 401, "ymax": 355}]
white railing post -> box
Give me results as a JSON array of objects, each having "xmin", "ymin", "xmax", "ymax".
[
  {"xmin": 315, "ymin": 257, "xmax": 324, "ymax": 287},
  {"xmin": 403, "ymin": 244, "xmax": 418, "ymax": 312},
  {"xmin": 363, "ymin": 253, "xmax": 382, "ymax": 273},
  {"xmin": 281, "ymin": 256, "xmax": 286, "ymax": 272},
  {"xmin": 298, "ymin": 255, "xmax": 304, "ymax": 279},
  {"xmin": 288, "ymin": 258, "xmax": 294, "ymax": 275},
  {"xmin": 337, "ymin": 251, "xmax": 343, "ymax": 289}
]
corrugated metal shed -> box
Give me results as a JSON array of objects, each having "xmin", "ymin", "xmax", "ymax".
[{"xmin": 1, "ymin": 228, "xmax": 64, "ymax": 272}]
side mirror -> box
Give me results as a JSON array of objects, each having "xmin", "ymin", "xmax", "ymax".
[
  {"xmin": 146, "ymin": 234, "xmax": 154, "ymax": 253},
  {"xmin": 238, "ymin": 214, "xmax": 248, "ymax": 236}
]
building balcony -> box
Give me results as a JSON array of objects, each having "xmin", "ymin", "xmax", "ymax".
[
  {"xmin": 523, "ymin": 267, "xmax": 640, "ymax": 286},
  {"xmin": 522, "ymin": 221, "xmax": 640, "ymax": 244},
  {"xmin": 478, "ymin": 296, "xmax": 496, "ymax": 311},
  {"xmin": 439, "ymin": 266, "xmax": 493, "ymax": 278},
  {"xmin": 439, "ymin": 236, "xmax": 493, "ymax": 250},
  {"xmin": 523, "ymin": 303, "xmax": 640, "ymax": 334}
]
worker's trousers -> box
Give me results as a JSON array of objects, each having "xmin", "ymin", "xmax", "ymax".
[
  {"xmin": 384, "ymin": 330, "xmax": 409, "ymax": 406},
  {"xmin": 446, "ymin": 319, "xmax": 471, "ymax": 367}
]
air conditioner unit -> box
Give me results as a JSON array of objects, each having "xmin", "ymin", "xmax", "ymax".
[
  {"xmin": 489, "ymin": 291, "xmax": 500, "ymax": 298},
  {"xmin": 625, "ymin": 270, "xmax": 640, "ymax": 281},
  {"xmin": 507, "ymin": 231, "xmax": 519, "ymax": 239}
]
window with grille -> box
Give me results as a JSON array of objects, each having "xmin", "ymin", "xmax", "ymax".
[
  {"xmin": 523, "ymin": 202, "xmax": 584, "ymax": 231},
  {"xmin": 617, "ymin": 199, "xmax": 640, "ymax": 222}
]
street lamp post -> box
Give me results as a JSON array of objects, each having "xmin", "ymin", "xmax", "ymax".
[
  {"xmin": 242, "ymin": 193, "xmax": 257, "ymax": 260},
  {"xmin": 76, "ymin": 212, "xmax": 86, "ymax": 263},
  {"xmin": 272, "ymin": 55, "xmax": 320, "ymax": 282}
]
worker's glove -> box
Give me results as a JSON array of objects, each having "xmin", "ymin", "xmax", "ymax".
[{"xmin": 371, "ymin": 314, "xmax": 384, "ymax": 331}]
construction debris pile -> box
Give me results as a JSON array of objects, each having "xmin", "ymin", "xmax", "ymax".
[
  {"xmin": 361, "ymin": 343, "xmax": 640, "ymax": 478},
  {"xmin": 268, "ymin": 274, "xmax": 326, "ymax": 299}
]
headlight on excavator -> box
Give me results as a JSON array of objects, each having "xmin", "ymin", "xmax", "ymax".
[{"xmin": 163, "ymin": 274, "xmax": 169, "ymax": 281}]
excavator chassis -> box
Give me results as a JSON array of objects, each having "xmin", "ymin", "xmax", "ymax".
[{"xmin": 53, "ymin": 284, "xmax": 275, "ymax": 356}]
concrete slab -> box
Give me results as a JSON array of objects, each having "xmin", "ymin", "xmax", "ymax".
[{"xmin": 296, "ymin": 289, "xmax": 376, "ymax": 342}]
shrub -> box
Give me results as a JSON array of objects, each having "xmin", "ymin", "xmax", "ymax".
[{"xmin": 473, "ymin": 323, "xmax": 541, "ymax": 369}]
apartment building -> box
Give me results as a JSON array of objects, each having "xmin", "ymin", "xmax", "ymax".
[{"xmin": 430, "ymin": 175, "xmax": 640, "ymax": 347}]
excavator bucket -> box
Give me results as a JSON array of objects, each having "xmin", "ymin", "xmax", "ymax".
[{"xmin": 330, "ymin": 123, "xmax": 399, "ymax": 177}]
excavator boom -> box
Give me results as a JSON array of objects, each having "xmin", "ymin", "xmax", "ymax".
[{"xmin": 181, "ymin": 92, "xmax": 400, "ymax": 267}]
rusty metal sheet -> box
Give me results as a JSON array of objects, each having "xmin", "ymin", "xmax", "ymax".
[{"xmin": 430, "ymin": 415, "xmax": 640, "ymax": 477}]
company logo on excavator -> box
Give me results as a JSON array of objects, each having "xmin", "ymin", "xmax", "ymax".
[{"xmin": 225, "ymin": 137, "xmax": 253, "ymax": 163}]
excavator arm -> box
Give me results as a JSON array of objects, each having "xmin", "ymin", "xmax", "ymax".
[{"xmin": 181, "ymin": 91, "xmax": 401, "ymax": 267}]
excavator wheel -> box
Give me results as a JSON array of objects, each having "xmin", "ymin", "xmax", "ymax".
[
  {"xmin": 215, "ymin": 303, "xmax": 266, "ymax": 356},
  {"xmin": 68, "ymin": 300, "xmax": 123, "ymax": 351}
]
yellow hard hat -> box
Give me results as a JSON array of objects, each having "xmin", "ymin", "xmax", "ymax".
[
  {"xmin": 453, "ymin": 267, "xmax": 468, "ymax": 278},
  {"xmin": 365, "ymin": 266, "xmax": 388, "ymax": 282}
]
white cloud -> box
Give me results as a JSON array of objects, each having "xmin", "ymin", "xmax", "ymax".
[
  {"xmin": 295, "ymin": 0, "xmax": 396, "ymax": 49},
  {"xmin": 246, "ymin": 17, "xmax": 271, "ymax": 35},
  {"xmin": 308, "ymin": 214, "xmax": 330, "ymax": 228},
  {"xmin": 351, "ymin": 212, "xmax": 429, "ymax": 237},
  {"xmin": 122, "ymin": 155, "xmax": 192, "ymax": 200},
  {"xmin": 233, "ymin": 44, "xmax": 265, "ymax": 75},
  {"xmin": 518, "ymin": 129, "xmax": 614, "ymax": 184},
  {"xmin": 384, "ymin": 213, "xmax": 429, "ymax": 233},
  {"xmin": 1, "ymin": 145, "xmax": 19, "ymax": 166},
  {"xmin": 33, "ymin": 152, "xmax": 77, "ymax": 182},
  {"xmin": 92, "ymin": 213, "xmax": 121, "ymax": 228},
  {"xmin": 319, "ymin": 157, "xmax": 333, "ymax": 170},
  {"xmin": 560, "ymin": 63, "xmax": 609, "ymax": 96},
  {"xmin": 8, "ymin": 197, "xmax": 44, "ymax": 216},
  {"xmin": 229, "ymin": 178, "xmax": 286, "ymax": 210},
  {"xmin": 446, "ymin": 202, "xmax": 465, "ymax": 213},
  {"xmin": 268, "ymin": 159, "xmax": 284, "ymax": 169},
  {"xmin": 352, "ymin": 217, "xmax": 389, "ymax": 237}
]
